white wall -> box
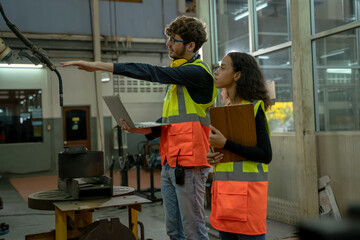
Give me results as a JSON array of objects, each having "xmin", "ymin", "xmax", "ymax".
[
  {"xmin": 317, "ymin": 132, "xmax": 360, "ymax": 215},
  {"xmin": 0, "ymin": 66, "xmax": 56, "ymax": 174},
  {"xmin": 267, "ymin": 132, "xmax": 360, "ymax": 224},
  {"xmin": 54, "ymin": 62, "xmax": 98, "ymax": 117}
]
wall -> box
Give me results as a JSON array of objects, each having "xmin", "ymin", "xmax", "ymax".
[
  {"xmin": 267, "ymin": 133, "xmax": 299, "ymax": 224},
  {"xmin": 266, "ymin": 132, "xmax": 360, "ymax": 224},
  {"xmin": 0, "ymin": 0, "xmax": 176, "ymax": 38},
  {"xmin": 0, "ymin": 67, "xmax": 59, "ymax": 174},
  {"xmin": 317, "ymin": 132, "xmax": 360, "ymax": 215},
  {"xmin": 269, "ymin": 133, "xmax": 298, "ymax": 201}
]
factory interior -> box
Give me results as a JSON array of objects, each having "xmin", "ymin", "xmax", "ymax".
[{"xmin": 0, "ymin": 0, "xmax": 360, "ymax": 239}]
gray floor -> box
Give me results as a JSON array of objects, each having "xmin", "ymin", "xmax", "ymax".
[{"xmin": 0, "ymin": 177, "xmax": 298, "ymax": 240}]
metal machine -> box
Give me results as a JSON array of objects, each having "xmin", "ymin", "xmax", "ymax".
[
  {"xmin": 26, "ymin": 146, "xmax": 148, "ymax": 240},
  {"xmin": 28, "ymin": 146, "xmax": 135, "ymax": 210},
  {"xmin": 57, "ymin": 146, "xmax": 113, "ymax": 199}
]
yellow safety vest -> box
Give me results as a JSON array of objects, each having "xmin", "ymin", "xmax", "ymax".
[
  {"xmin": 160, "ymin": 59, "xmax": 218, "ymax": 167},
  {"xmin": 210, "ymin": 100, "xmax": 271, "ymax": 235}
]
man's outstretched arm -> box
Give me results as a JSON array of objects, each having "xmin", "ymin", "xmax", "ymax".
[{"xmin": 60, "ymin": 60, "xmax": 114, "ymax": 73}]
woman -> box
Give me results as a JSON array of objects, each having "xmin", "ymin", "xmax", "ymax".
[{"xmin": 207, "ymin": 52, "xmax": 272, "ymax": 240}]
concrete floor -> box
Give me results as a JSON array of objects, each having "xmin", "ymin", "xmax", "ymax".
[{"xmin": 0, "ymin": 177, "xmax": 298, "ymax": 240}]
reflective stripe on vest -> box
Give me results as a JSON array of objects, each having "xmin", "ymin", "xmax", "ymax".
[
  {"xmin": 214, "ymin": 161, "xmax": 268, "ymax": 182},
  {"xmin": 214, "ymin": 100, "xmax": 270, "ymax": 182},
  {"xmin": 162, "ymin": 59, "xmax": 217, "ymax": 126}
]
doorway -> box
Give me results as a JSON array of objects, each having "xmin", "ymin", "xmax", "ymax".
[{"xmin": 62, "ymin": 106, "xmax": 91, "ymax": 150}]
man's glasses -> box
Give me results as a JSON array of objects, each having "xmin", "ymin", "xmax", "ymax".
[{"xmin": 168, "ymin": 37, "xmax": 188, "ymax": 45}]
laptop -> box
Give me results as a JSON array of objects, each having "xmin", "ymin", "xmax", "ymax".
[{"xmin": 103, "ymin": 95, "xmax": 169, "ymax": 128}]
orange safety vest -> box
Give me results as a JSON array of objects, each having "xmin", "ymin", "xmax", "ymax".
[
  {"xmin": 210, "ymin": 100, "xmax": 271, "ymax": 235},
  {"xmin": 159, "ymin": 58, "xmax": 217, "ymax": 168}
]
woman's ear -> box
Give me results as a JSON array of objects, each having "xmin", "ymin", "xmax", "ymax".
[{"xmin": 234, "ymin": 71, "xmax": 241, "ymax": 82}]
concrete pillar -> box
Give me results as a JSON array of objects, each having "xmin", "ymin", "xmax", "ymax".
[
  {"xmin": 91, "ymin": 0, "xmax": 105, "ymax": 151},
  {"xmin": 290, "ymin": 0, "xmax": 319, "ymax": 219}
]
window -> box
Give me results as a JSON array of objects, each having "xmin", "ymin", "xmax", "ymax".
[
  {"xmin": 313, "ymin": 28, "xmax": 360, "ymax": 131},
  {"xmin": 213, "ymin": 0, "xmax": 293, "ymax": 132},
  {"xmin": 256, "ymin": 0, "xmax": 291, "ymax": 50},
  {"xmin": 215, "ymin": 0, "xmax": 250, "ymax": 62},
  {"xmin": 258, "ymin": 48, "xmax": 294, "ymax": 132},
  {"xmin": 312, "ymin": 0, "xmax": 358, "ymax": 34},
  {"xmin": 0, "ymin": 89, "xmax": 43, "ymax": 144}
]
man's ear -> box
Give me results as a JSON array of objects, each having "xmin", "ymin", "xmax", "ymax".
[
  {"xmin": 187, "ymin": 42, "xmax": 195, "ymax": 53},
  {"xmin": 234, "ymin": 71, "xmax": 241, "ymax": 82}
]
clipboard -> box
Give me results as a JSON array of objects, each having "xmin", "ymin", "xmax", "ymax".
[{"xmin": 209, "ymin": 104, "xmax": 257, "ymax": 163}]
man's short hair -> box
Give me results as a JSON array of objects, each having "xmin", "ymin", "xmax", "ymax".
[{"xmin": 165, "ymin": 16, "xmax": 208, "ymax": 53}]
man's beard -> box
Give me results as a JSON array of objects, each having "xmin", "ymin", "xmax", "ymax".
[{"xmin": 170, "ymin": 45, "xmax": 186, "ymax": 59}]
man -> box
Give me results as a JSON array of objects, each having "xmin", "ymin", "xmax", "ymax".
[{"xmin": 61, "ymin": 16, "xmax": 217, "ymax": 240}]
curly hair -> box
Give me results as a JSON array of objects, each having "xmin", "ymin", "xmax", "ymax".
[
  {"xmin": 164, "ymin": 16, "xmax": 208, "ymax": 53},
  {"xmin": 227, "ymin": 52, "xmax": 271, "ymax": 110}
]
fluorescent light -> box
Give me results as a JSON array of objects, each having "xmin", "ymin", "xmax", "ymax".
[
  {"xmin": 258, "ymin": 56, "xmax": 269, "ymax": 59},
  {"xmin": 101, "ymin": 77, "xmax": 111, "ymax": 83},
  {"xmin": 234, "ymin": 12, "xmax": 249, "ymax": 21},
  {"xmin": 234, "ymin": 3, "xmax": 268, "ymax": 21},
  {"xmin": 101, "ymin": 72, "xmax": 112, "ymax": 83},
  {"xmin": 0, "ymin": 63, "xmax": 43, "ymax": 68},
  {"xmin": 320, "ymin": 50, "xmax": 344, "ymax": 59},
  {"xmin": 256, "ymin": 3, "xmax": 268, "ymax": 11},
  {"xmin": 326, "ymin": 68, "xmax": 352, "ymax": 74}
]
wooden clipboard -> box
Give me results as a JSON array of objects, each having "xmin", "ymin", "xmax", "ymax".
[{"xmin": 209, "ymin": 104, "xmax": 257, "ymax": 163}]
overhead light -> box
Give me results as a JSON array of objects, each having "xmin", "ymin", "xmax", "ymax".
[
  {"xmin": 320, "ymin": 50, "xmax": 345, "ymax": 59},
  {"xmin": 0, "ymin": 63, "xmax": 43, "ymax": 68},
  {"xmin": 258, "ymin": 56, "xmax": 269, "ymax": 59},
  {"xmin": 326, "ymin": 68, "xmax": 352, "ymax": 74},
  {"xmin": 234, "ymin": 12, "xmax": 249, "ymax": 21},
  {"xmin": 101, "ymin": 72, "xmax": 112, "ymax": 83},
  {"xmin": 234, "ymin": 3, "xmax": 268, "ymax": 21},
  {"xmin": 256, "ymin": 3, "xmax": 268, "ymax": 11}
]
